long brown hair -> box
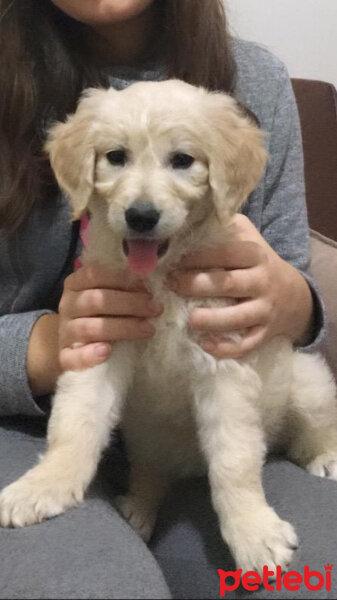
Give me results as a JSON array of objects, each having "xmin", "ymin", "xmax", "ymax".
[{"xmin": 0, "ymin": 0, "xmax": 236, "ymax": 234}]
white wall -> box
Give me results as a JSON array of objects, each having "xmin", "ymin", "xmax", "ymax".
[{"xmin": 225, "ymin": 0, "xmax": 337, "ymax": 89}]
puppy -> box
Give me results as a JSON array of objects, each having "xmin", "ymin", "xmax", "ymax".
[{"xmin": 1, "ymin": 80, "xmax": 337, "ymax": 575}]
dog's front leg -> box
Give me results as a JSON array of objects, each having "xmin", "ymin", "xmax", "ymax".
[
  {"xmin": 115, "ymin": 460, "xmax": 170, "ymax": 542},
  {"xmin": 0, "ymin": 343, "xmax": 135, "ymax": 528},
  {"xmin": 194, "ymin": 365, "xmax": 298, "ymax": 574}
]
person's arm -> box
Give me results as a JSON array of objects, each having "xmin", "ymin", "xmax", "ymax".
[
  {"xmin": 167, "ymin": 63, "xmax": 324, "ymax": 358},
  {"xmin": 0, "ymin": 310, "xmax": 57, "ymax": 416},
  {"xmin": 26, "ymin": 313, "xmax": 61, "ymax": 397},
  {"xmin": 168, "ymin": 214, "xmax": 315, "ymax": 359},
  {"xmin": 0, "ymin": 262, "xmax": 161, "ymax": 416},
  {"xmin": 0, "ymin": 201, "xmax": 70, "ymax": 415},
  {"xmin": 258, "ymin": 62, "xmax": 324, "ymax": 349}
]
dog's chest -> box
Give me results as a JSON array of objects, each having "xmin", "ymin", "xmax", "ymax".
[{"xmin": 131, "ymin": 289, "xmax": 215, "ymax": 414}]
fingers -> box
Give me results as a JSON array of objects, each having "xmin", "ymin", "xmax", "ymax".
[
  {"xmin": 59, "ymin": 314, "xmax": 155, "ymax": 371},
  {"xmin": 64, "ymin": 264, "xmax": 146, "ymax": 293},
  {"xmin": 58, "ymin": 264, "xmax": 160, "ymax": 372},
  {"xmin": 168, "ymin": 267, "xmax": 266, "ymax": 299},
  {"xmin": 177, "ymin": 241, "xmax": 266, "ymax": 270},
  {"xmin": 60, "ymin": 316, "xmax": 155, "ymax": 348},
  {"xmin": 59, "ymin": 342, "xmax": 113, "ymax": 372},
  {"xmin": 61, "ymin": 288, "xmax": 162, "ymax": 319},
  {"xmin": 200, "ymin": 325, "xmax": 267, "ymax": 360},
  {"xmin": 189, "ymin": 301, "xmax": 269, "ymax": 333},
  {"xmin": 189, "ymin": 299, "xmax": 271, "ymax": 359}
]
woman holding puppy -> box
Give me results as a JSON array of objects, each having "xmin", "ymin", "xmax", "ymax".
[{"xmin": 0, "ymin": 1, "xmax": 334, "ymax": 598}]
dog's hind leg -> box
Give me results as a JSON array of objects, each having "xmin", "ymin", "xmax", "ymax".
[
  {"xmin": 0, "ymin": 343, "xmax": 136, "ymax": 528},
  {"xmin": 286, "ymin": 352, "xmax": 337, "ymax": 480},
  {"xmin": 194, "ymin": 363, "xmax": 298, "ymax": 574},
  {"xmin": 115, "ymin": 461, "xmax": 169, "ymax": 542}
]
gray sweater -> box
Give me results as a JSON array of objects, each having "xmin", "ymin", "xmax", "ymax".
[{"xmin": 0, "ymin": 39, "xmax": 324, "ymax": 417}]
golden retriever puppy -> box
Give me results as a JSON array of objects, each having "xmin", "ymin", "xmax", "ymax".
[{"xmin": 1, "ymin": 80, "xmax": 337, "ymax": 575}]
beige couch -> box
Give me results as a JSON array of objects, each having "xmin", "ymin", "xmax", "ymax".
[{"xmin": 292, "ymin": 79, "xmax": 337, "ymax": 378}]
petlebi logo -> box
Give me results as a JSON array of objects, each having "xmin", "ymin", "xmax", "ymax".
[{"xmin": 218, "ymin": 564, "xmax": 333, "ymax": 596}]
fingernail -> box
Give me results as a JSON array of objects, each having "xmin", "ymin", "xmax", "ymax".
[
  {"xmin": 200, "ymin": 341, "xmax": 216, "ymax": 352},
  {"xmin": 149, "ymin": 301, "xmax": 163, "ymax": 314},
  {"xmin": 94, "ymin": 343, "xmax": 111, "ymax": 358},
  {"xmin": 139, "ymin": 321, "xmax": 155, "ymax": 335}
]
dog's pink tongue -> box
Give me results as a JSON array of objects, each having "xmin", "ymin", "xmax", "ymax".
[{"xmin": 126, "ymin": 239, "xmax": 160, "ymax": 275}]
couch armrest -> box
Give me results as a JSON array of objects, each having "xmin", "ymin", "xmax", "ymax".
[
  {"xmin": 310, "ymin": 230, "xmax": 337, "ymax": 379},
  {"xmin": 292, "ymin": 79, "xmax": 337, "ymax": 242}
]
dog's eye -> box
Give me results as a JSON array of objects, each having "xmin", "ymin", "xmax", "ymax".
[
  {"xmin": 106, "ymin": 149, "xmax": 127, "ymax": 166},
  {"xmin": 170, "ymin": 153, "xmax": 195, "ymax": 169}
]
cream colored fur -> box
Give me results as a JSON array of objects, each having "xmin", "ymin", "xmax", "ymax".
[{"xmin": 1, "ymin": 80, "xmax": 337, "ymax": 574}]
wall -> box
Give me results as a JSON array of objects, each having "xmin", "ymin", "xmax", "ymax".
[{"xmin": 225, "ymin": 0, "xmax": 337, "ymax": 88}]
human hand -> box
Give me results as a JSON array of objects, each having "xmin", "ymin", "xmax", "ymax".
[
  {"xmin": 168, "ymin": 215, "xmax": 314, "ymax": 359},
  {"xmin": 58, "ymin": 264, "xmax": 162, "ymax": 371}
]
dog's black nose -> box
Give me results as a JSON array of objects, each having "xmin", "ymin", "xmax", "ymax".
[{"xmin": 125, "ymin": 202, "xmax": 160, "ymax": 233}]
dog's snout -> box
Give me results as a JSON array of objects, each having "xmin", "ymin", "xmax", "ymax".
[{"xmin": 125, "ymin": 202, "xmax": 160, "ymax": 233}]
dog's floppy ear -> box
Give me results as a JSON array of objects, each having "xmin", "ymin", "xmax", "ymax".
[
  {"xmin": 205, "ymin": 94, "xmax": 268, "ymax": 223},
  {"xmin": 45, "ymin": 88, "xmax": 107, "ymax": 220}
]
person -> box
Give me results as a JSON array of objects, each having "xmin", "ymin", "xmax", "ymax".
[{"xmin": 0, "ymin": 1, "xmax": 335, "ymax": 598}]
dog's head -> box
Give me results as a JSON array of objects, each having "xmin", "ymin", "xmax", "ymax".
[{"xmin": 46, "ymin": 80, "xmax": 267, "ymax": 275}]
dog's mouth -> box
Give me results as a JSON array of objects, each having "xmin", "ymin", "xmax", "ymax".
[{"xmin": 122, "ymin": 238, "xmax": 170, "ymax": 276}]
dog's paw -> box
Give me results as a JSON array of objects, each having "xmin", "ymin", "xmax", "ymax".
[
  {"xmin": 307, "ymin": 454, "xmax": 337, "ymax": 480},
  {"xmin": 222, "ymin": 506, "xmax": 298, "ymax": 575},
  {"xmin": 115, "ymin": 494, "xmax": 157, "ymax": 542},
  {"xmin": 0, "ymin": 470, "xmax": 83, "ymax": 528}
]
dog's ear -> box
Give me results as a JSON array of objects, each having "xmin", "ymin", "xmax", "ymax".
[
  {"xmin": 205, "ymin": 94, "xmax": 268, "ymax": 223},
  {"xmin": 45, "ymin": 88, "xmax": 108, "ymax": 220}
]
